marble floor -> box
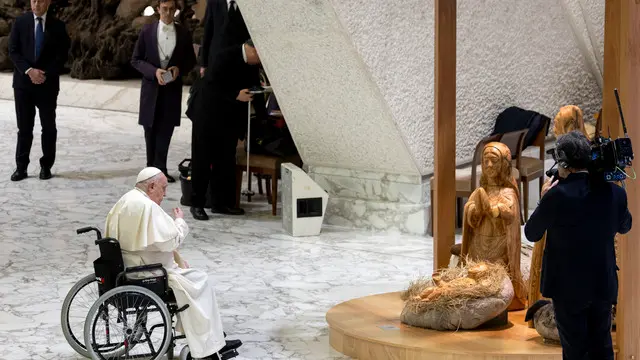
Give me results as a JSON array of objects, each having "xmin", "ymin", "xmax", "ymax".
[
  {"xmin": 0, "ymin": 99, "xmax": 543, "ymax": 359},
  {"xmin": 0, "ymin": 99, "xmax": 440, "ymax": 360}
]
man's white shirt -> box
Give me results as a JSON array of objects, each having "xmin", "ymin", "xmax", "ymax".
[{"xmin": 157, "ymin": 20, "xmax": 176, "ymax": 69}]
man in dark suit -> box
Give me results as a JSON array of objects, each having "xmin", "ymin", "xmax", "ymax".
[
  {"xmin": 8, "ymin": 0, "xmax": 70, "ymax": 181},
  {"xmin": 525, "ymin": 131, "xmax": 632, "ymax": 360},
  {"xmin": 189, "ymin": 0, "xmax": 261, "ymax": 220},
  {"xmin": 131, "ymin": 0, "xmax": 196, "ymax": 183}
]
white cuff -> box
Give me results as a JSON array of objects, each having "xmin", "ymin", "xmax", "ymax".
[
  {"xmin": 25, "ymin": 67, "xmax": 32, "ymax": 74},
  {"xmin": 242, "ymin": 44, "xmax": 247, "ymax": 63}
]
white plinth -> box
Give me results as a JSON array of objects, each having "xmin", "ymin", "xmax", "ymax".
[{"xmin": 281, "ymin": 163, "xmax": 329, "ymax": 237}]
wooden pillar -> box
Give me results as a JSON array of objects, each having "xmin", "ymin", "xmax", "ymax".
[
  {"xmin": 602, "ymin": 0, "xmax": 622, "ymax": 138},
  {"xmin": 602, "ymin": 1, "xmax": 640, "ymax": 358},
  {"xmin": 433, "ymin": 0, "xmax": 457, "ymax": 271}
]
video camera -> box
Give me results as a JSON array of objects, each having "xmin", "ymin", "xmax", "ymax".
[{"xmin": 546, "ymin": 88, "xmax": 634, "ymax": 182}]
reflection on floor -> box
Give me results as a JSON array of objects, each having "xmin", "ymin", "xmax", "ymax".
[{"xmin": 0, "ymin": 100, "xmax": 540, "ymax": 359}]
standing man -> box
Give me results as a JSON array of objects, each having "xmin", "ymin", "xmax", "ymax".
[
  {"xmin": 8, "ymin": 0, "xmax": 70, "ymax": 181},
  {"xmin": 131, "ymin": 0, "xmax": 196, "ymax": 183},
  {"xmin": 524, "ymin": 131, "xmax": 632, "ymax": 360},
  {"xmin": 190, "ymin": 0, "xmax": 261, "ymax": 220}
]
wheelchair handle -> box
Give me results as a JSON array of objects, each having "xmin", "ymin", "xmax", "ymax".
[{"xmin": 77, "ymin": 226, "xmax": 102, "ymax": 239}]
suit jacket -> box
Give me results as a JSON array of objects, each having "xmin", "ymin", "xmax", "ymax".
[
  {"xmin": 196, "ymin": 0, "xmax": 260, "ymax": 135},
  {"xmin": 524, "ymin": 173, "xmax": 632, "ymax": 304},
  {"xmin": 200, "ymin": 0, "xmax": 250, "ymax": 71},
  {"xmin": 8, "ymin": 12, "xmax": 70, "ymax": 92},
  {"xmin": 131, "ymin": 22, "xmax": 196, "ymax": 128}
]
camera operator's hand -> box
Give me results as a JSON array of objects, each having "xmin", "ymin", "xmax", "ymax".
[
  {"xmin": 541, "ymin": 179, "xmax": 559, "ymax": 198},
  {"xmin": 541, "ymin": 178, "xmax": 553, "ymax": 195}
]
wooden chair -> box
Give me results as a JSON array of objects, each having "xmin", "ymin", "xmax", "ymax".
[
  {"xmin": 516, "ymin": 117, "xmax": 550, "ymax": 220},
  {"xmin": 428, "ymin": 134, "xmax": 502, "ymax": 235},
  {"xmin": 497, "ymin": 129, "xmax": 528, "ymax": 224},
  {"xmin": 235, "ymin": 142, "xmax": 302, "ymax": 216}
]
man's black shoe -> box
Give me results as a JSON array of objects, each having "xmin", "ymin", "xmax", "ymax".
[
  {"xmin": 191, "ymin": 207, "xmax": 209, "ymax": 220},
  {"xmin": 211, "ymin": 207, "xmax": 245, "ymax": 216},
  {"xmin": 39, "ymin": 168, "xmax": 52, "ymax": 180},
  {"xmin": 165, "ymin": 173, "xmax": 176, "ymax": 183},
  {"xmin": 10, "ymin": 169, "xmax": 27, "ymax": 181}
]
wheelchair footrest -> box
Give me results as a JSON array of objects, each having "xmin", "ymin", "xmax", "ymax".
[{"xmin": 221, "ymin": 349, "xmax": 239, "ymax": 360}]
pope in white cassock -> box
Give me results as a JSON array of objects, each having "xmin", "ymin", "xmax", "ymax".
[{"xmin": 104, "ymin": 167, "xmax": 237, "ymax": 360}]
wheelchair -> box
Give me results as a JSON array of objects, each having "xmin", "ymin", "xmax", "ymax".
[{"xmin": 60, "ymin": 226, "xmax": 241, "ymax": 360}]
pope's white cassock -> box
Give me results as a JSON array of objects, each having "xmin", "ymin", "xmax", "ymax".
[{"xmin": 104, "ymin": 181, "xmax": 225, "ymax": 358}]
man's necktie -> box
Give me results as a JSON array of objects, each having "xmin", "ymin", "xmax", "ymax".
[
  {"xmin": 35, "ymin": 17, "xmax": 44, "ymax": 59},
  {"xmin": 228, "ymin": 1, "xmax": 237, "ymax": 17}
]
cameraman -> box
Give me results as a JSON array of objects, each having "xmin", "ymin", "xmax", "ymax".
[{"xmin": 524, "ymin": 130, "xmax": 632, "ymax": 360}]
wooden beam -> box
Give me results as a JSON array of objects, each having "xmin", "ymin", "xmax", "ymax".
[
  {"xmin": 602, "ymin": 0, "xmax": 622, "ymax": 138},
  {"xmin": 433, "ymin": 0, "xmax": 457, "ymax": 271},
  {"xmin": 602, "ymin": 1, "xmax": 640, "ymax": 358}
]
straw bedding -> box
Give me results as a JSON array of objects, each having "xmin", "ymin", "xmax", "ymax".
[{"xmin": 400, "ymin": 260, "xmax": 514, "ymax": 330}]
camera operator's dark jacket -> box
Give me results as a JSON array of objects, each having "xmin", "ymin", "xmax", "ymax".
[{"xmin": 524, "ymin": 172, "xmax": 632, "ymax": 304}]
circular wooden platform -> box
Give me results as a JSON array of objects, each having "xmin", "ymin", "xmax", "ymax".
[{"xmin": 326, "ymin": 292, "xmax": 563, "ymax": 360}]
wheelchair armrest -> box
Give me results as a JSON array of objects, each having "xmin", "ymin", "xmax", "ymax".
[
  {"xmin": 95, "ymin": 237, "xmax": 119, "ymax": 246},
  {"xmin": 116, "ymin": 263, "xmax": 169, "ymax": 288},
  {"xmin": 126, "ymin": 263, "xmax": 166, "ymax": 274}
]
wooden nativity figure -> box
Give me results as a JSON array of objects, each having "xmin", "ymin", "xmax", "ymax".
[{"xmin": 460, "ymin": 141, "xmax": 527, "ymax": 311}]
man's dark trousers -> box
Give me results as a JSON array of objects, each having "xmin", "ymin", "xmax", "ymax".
[
  {"xmin": 14, "ymin": 87, "xmax": 58, "ymax": 171},
  {"xmin": 143, "ymin": 88, "xmax": 175, "ymax": 174},
  {"xmin": 190, "ymin": 90, "xmax": 240, "ymax": 210},
  {"xmin": 553, "ymin": 299, "xmax": 614, "ymax": 360}
]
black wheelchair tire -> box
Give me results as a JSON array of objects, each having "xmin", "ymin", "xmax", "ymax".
[
  {"xmin": 84, "ymin": 285, "xmax": 172, "ymax": 360},
  {"xmin": 60, "ymin": 273, "xmax": 99, "ymax": 358}
]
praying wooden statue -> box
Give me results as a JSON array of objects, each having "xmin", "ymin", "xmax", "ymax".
[{"xmin": 460, "ymin": 142, "xmax": 527, "ymax": 311}]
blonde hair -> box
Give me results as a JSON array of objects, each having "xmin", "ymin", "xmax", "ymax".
[{"xmin": 553, "ymin": 105, "xmax": 589, "ymax": 138}]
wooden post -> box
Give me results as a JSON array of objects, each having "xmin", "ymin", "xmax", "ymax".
[
  {"xmin": 602, "ymin": 0, "xmax": 622, "ymax": 138},
  {"xmin": 602, "ymin": 1, "xmax": 640, "ymax": 358},
  {"xmin": 433, "ymin": 0, "xmax": 457, "ymax": 271}
]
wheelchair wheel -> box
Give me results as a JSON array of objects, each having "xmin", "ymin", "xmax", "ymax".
[
  {"xmin": 84, "ymin": 285, "xmax": 172, "ymax": 360},
  {"xmin": 61, "ymin": 273, "xmax": 100, "ymax": 358}
]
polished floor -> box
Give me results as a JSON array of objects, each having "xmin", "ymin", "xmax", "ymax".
[
  {"xmin": 0, "ymin": 100, "xmax": 441, "ymax": 360},
  {"xmin": 0, "ymin": 99, "xmax": 537, "ymax": 359}
]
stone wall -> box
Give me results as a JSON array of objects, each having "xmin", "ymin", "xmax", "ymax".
[
  {"xmin": 0, "ymin": 0, "xmax": 202, "ymax": 80},
  {"xmin": 333, "ymin": 0, "xmax": 604, "ymax": 174}
]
